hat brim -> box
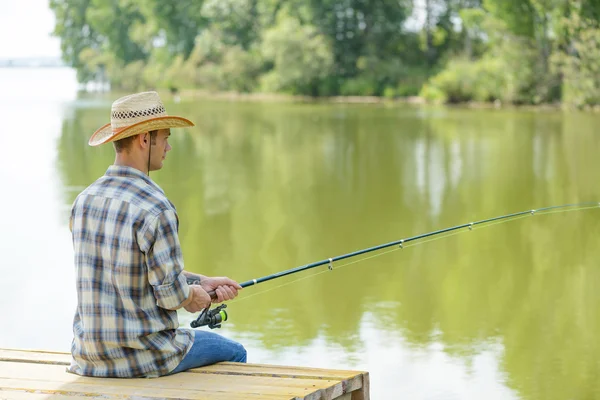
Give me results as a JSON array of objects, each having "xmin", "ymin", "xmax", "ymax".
[{"xmin": 89, "ymin": 116, "xmax": 195, "ymax": 146}]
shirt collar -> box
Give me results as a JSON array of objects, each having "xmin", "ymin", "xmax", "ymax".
[{"xmin": 105, "ymin": 165, "xmax": 165, "ymax": 194}]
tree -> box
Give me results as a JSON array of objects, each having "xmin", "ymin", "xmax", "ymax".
[
  {"xmin": 306, "ymin": 0, "xmax": 412, "ymax": 78},
  {"xmin": 552, "ymin": 2, "xmax": 600, "ymax": 108},
  {"xmin": 50, "ymin": 0, "xmax": 101, "ymax": 82},
  {"xmin": 51, "ymin": 0, "xmax": 148, "ymax": 84},
  {"xmin": 137, "ymin": 0, "xmax": 206, "ymax": 58},
  {"xmin": 261, "ymin": 11, "xmax": 333, "ymax": 95},
  {"xmin": 201, "ymin": 0, "xmax": 261, "ymax": 49}
]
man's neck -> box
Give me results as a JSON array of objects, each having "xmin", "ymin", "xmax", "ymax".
[{"xmin": 114, "ymin": 154, "xmax": 148, "ymax": 175}]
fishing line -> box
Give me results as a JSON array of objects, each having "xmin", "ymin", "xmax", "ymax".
[{"xmin": 189, "ymin": 202, "xmax": 600, "ymax": 328}]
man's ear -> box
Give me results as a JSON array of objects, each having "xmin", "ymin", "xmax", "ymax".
[{"xmin": 138, "ymin": 133, "xmax": 149, "ymax": 147}]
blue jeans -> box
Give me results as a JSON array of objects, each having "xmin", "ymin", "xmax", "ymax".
[{"xmin": 168, "ymin": 329, "xmax": 247, "ymax": 374}]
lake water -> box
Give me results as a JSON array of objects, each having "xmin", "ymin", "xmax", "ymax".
[{"xmin": 1, "ymin": 67, "xmax": 600, "ymax": 400}]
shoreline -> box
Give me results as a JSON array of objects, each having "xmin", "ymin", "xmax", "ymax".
[
  {"xmin": 172, "ymin": 88, "xmax": 419, "ymax": 104},
  {"xmin": 163, "ymin": 89, "xmax": 572, "ymax": 111},
  {"xmin": 80, "ymin": 87, "xmax": 582, "ymax": 112}
]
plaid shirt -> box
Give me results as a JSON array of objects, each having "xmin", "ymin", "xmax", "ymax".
[{"xmin": 68, "ymin": 165, "xmax": 193, "ymax": 378}]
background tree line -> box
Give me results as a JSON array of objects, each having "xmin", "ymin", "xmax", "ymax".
[{"xmin": 50, "ymin": 0, "xmax": 600, "ymax": 107}]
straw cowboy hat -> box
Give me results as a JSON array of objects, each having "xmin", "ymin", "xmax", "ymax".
[{"xmin": 88, "ymin": 91, "xmax": 194, "ymax": 146}]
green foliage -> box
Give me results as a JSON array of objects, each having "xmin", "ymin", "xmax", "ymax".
[
  {"xmin": 48, "ymin": 0, "xmax": 600, "ymax": 104},
  {"xmin": 220, "ymin": 46, "xmax": 263, "ymax": 92},
  {"xmin": 260, "ymin": 12, "xmax": 333, "ymax": 94},
  {"xmin": 201, "ymin": 0, "xmax": 259, "ymax": 49},
  {"xmin": 339, "ymin": 77, "xmax": 377, "ymax": 97},
  {"xmin": 396, "ymin": 67, "xmax": 430, "ymax": 96},
  {"xmin": 85, "ymin": 0, "xmax": 147, "ymax": 64},
  {"xmin": 422, "ymin": 5, "xmax": 564, "ymax": 105},
  {"xmin": 49, "ymin": 0, "xmax": 101, "ymax": 82},
  {"xmin": 552, "ymin": 11, "xmax": 600, "ymax": 108},
  {"xmin": 177, "ymin": 29, "xmax": 263, "ymax": 92},
  {"xmin": 136, "ymin": 0, "xmax": 205, "ymax": 57},
  {"xmin": 420, "ymin": 83, "xmax": 448, "ymax": 103},
  {"xmin": 483, "ymin": 0, "xmax": 537, "ymax": 38},
  {"xmin": 421, "ymin": 57, "xmax": 502, "ymax": 103},
  {"xmin": 306, "ymin": 0, "xmax": 412, "ymax": 78},
  {"xmin": 383, "ymin": 86, "xmax": 397, "ymax": 99},
  {"xmin": 336, "ymin": 55, "xmax": 406, "ymax": 97},
  {"xmin": 162, "ymin": 54, "xmax": 191, "ymax": 90}
]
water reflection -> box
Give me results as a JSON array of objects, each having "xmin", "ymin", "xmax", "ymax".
[{"xmin": 4, "ymin": 68, "xmax": 600, "ymax": 399}]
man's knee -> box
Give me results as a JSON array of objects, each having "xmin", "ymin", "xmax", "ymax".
[{"xmin": 233, "ymin": 343, "xmax": 247, "ymax": 363}]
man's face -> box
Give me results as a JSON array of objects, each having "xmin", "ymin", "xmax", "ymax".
[{"xmin": 150, "ymin": 129, "xmax": 172, "ymax": 171}]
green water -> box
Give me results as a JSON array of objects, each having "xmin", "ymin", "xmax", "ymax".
[{"xmin": 2, "ymin": 68, "xmax": 600, "ymax": 399}]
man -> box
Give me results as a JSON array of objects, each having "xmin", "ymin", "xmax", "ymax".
[{"xmin": 68, "ymin": 91, "xmax": 246, "ymax": 378}]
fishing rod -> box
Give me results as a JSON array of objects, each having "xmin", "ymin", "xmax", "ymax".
[{"xmin": 188, "ymin": 202, "xmax": 599, "ymax": 329}]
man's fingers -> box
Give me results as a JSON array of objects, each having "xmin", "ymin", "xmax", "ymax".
[
  {"xmin": 232, "ymin": 281, "xmax": 242, "ymax": 290},
  {"xmin": 215, "ymin": 285, "xmax": 237, "ymax": 301},
  {"xmin": 217, "ymin": 286, "xmax": 230, "ymax": 301},
  {"xmin": 222, "ymin": 285, "xmax": 236, "ymax": 299},
  {"xmin": 217, "ymin": 277, "xmax": 242, "ymax": 290},
  {"xmin": 214, "ymin": 287, "xmax": 223, "ymax": 303}
]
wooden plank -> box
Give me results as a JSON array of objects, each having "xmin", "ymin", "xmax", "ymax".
[
  {"xmin": 196, "ymin": 362, "xmax": 365, "ymax": 380},
  {"xmin": 0, "ymin": 349, "xmax": 363, "ymax": 379},
  {"xmin": 0, "ymin": 388, "xmax": 106, "ymax": 399},
  {"xmin": 352, "ymin": 371, "xmax": 370, "ymax": 400},
  {"xmin": 0, "ymin": 350, "xmax": 366, "ymax": 382},
  {"xmin": 193, "ymin": 364, "xmax": 367, "ymax": 400},
  {"xmin": 0, "ymin": 350, "xmax": 70, "ymax": 365},
  {"xmin": 0, "ymin": 378, "xmax": 286, "ymax": 400},
  {"xmin": 0, "ymin": 362, "xmax": 339, "ymax": 399}
]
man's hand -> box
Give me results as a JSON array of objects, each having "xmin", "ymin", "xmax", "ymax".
[
  {"xmin": 183, "ymin": 285, "xmax": 211, "ymax": 313},
  {"xmin": 200, "ymin": 277, "xmax": 242, "ymax": 303}
]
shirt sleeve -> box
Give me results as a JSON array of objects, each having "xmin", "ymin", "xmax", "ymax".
[{"xmin": 144, "ymin": 209, "xmax": 190, "ymax": 310}]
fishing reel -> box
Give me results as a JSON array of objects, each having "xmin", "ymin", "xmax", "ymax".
[
  {"xmin": 190, "ymin": 304, "xmax": 228, "ymax": 329},
  {"xmin": 186, "ymin": 277, "xmax": 229, "ymax": 329}
]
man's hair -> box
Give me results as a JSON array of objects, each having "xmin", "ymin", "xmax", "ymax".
[{"xmin": 113, "ymin": 130, "xmax": 158, "ymax": 153}]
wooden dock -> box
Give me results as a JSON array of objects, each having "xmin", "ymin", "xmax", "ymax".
[{"xmin": 0, "ymin": 349, "xmax": 369, "ymax": 400}]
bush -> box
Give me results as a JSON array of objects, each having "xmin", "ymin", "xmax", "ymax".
[
  {"xmin": 260, "ymin": 11, "xmax": 333, "ymax": 94},
  {"xmin": 120, "ymin": 61, "xmax": 146, "ymax": 91},
  {"xmin": 421, "ymin": 58, "xmax": 478, "ymax": 103},
  {"xmin": 420, "ymin": 11, "xmax": 560, "ymax": 106},
  {"xmin": 383, "ymin": 86, "xmax": 397, "ymax": 99},
  {"xmin": 420, "ymin": 83, "xmax": 448, "ymax": 103},
  {"xmin": 421, "ymin": 57, "xmax": 514, "ymax": 104},
  {"xmin": 339, "ymin": 77, "xmax": 377, "ymax": 96},
  {"xmin": 220, "ymin": 46, "xmax": 262, "ymax": 92}
]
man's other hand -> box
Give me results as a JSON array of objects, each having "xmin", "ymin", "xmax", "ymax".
[{"xmin": 183, "ymin": 285, "xmax": 211, "ymax": 313}]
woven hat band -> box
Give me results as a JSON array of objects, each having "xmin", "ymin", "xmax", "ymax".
[{"xmin": 111, "ymin": 104, "xmax": 167, "ymax": 131}]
